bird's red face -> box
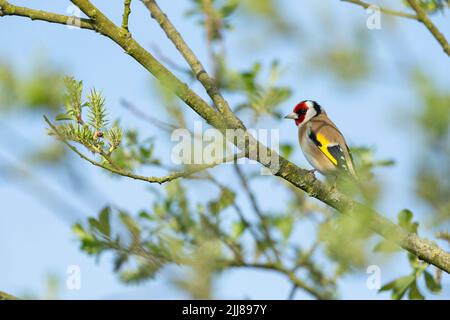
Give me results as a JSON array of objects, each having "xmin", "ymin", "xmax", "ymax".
[
  {"xmin": 292, "ymin": 102, "xmax": 309, "ymax": 126},
  {"xmin": 284, "ymin": 100, "xmax": 319, "ymax": 126}
]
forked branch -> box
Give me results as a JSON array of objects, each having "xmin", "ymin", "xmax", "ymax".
[{"xmin": 45, "ymin": 116, "xmax": 244, "ymax": 185}]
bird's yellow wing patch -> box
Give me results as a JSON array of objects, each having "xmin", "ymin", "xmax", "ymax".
[{"xmin": 315, "ymin": 133, "xmax": 338, "ymax": 165}]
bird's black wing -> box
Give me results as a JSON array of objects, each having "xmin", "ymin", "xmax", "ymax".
[{"xmin": 327, "ymin": 144, "xmax": 352, "ymax": 176}]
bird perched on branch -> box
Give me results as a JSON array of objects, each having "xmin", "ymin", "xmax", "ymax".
[{"xmin": 284, "ymin": 100, "xmax": 357, "ymax": 180}]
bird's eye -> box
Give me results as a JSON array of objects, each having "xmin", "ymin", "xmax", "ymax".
[{"xmin": 298, "ymin": 109, "xmax": 307, "ymax": 115}]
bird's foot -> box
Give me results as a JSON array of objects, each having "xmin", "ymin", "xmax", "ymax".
[{"xmin": 307, "ymin": 169, "xmax": 317, "ymax": 181}]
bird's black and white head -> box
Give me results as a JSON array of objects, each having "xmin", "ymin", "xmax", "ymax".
[{"xmin": 284, "ymin": 100, "xmax": 323, "ymax": 126}]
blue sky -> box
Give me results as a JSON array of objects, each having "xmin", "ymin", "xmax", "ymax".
[{"xmin": 1, "ymin": 0, "xmax": 449, "ymax": 299}]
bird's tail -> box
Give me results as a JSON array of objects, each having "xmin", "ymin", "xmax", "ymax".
[{"xmin": 337, "ymin": 171, "xmax": 373, "ymax": 203}]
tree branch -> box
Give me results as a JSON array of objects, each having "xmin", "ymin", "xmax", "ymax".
[
  {"xmin": 405, "ymin": 0, "xmax": 450, "ymax": 56},
  {"xmin": 224, "ymin": 260, "xmax": 333, "ymax": 299},
  {"xmin": 121, "ymin": 0, "xmax": 132, "ymax": 32},
  {"xmin": 0, "ymin": 0, "xmax": 95, "ymax": 30}
]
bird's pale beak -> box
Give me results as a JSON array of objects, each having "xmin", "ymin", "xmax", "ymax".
[{"xmin": 284, "ymin": 112, "xmax": 298, "ymax": 120}]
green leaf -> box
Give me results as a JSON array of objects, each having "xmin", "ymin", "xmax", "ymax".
[
  {"xmin": 113, "ymin": 253, "xmax": 128, "ymax": 272},
  {"xmin": 221, "ymin": 5, "xmax": 238, "ymax": 18},
  {"xmin": 55, "ymin": 113, "xmax": 74, "ymax": 121},
  {"xmin": 403, "ymin": 0, "xmax": 449, "ymax": 14},
  {"xmin": 63, "ymin": 76, "xmax": 83, "ymax": 119},
  {"xmin": 380, "ymin": 274, "xmax": 417, "ymax": 300},
  {"xmin": 138, "ymin": 210, "xmax": 154, "ymax": 221},
  {"xmin": 87, "ymin": 88, "xmax": 108, "ymax": 132},
  {"xmin": 424, "ymin": 271, "xmax": 441, "ymax": 293},
  {"xmin": 408, "ymin": 281, "xmax": 425, "ymax": 300},
  {"xmin": 119, "ymin": 261, "xmax": 161, "ymax": 283},
  {"xmin": 105, "ymin": 124, "xmax": 123, "ymax": 151},
  {"xmin": 407, "ymin": 253, "xmax": 421, "ymax": 269}
]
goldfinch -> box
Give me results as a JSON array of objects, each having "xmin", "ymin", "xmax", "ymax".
[{"xmin": 284, "ymin": 100, "xmax": 357, "ymax": 179}]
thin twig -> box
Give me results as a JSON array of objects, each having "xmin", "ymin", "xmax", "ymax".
[
  {"xmin": 343, "ymin": 0, "xmax": 449, "ymax": 56},
  {"xmin": 201, "ymin": 0, "xmax": 223, "ymax": 81},
  {"xmin": 150, "ymin": 45, "xmax": 194, "ymax": 76},
  {"xmin": 287, "ymin": 285, "xmax": 297, "ymax": 300},
  {"xmin": 0, "ymin": 152, "xmax": 85, "ymax": 222},
  {"xmin": 0, "ymin": 118, "xmax": 106, "ymax": 215},
  {"xmin": 121, "ymin": 0, "xmax": 132, "ymax": 32}
]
